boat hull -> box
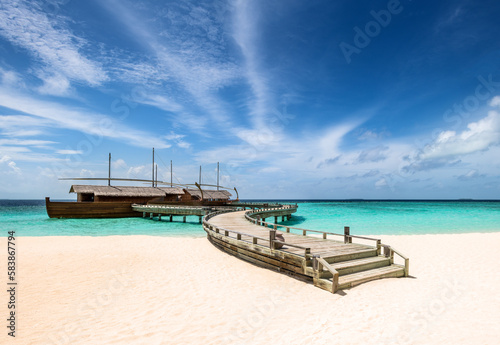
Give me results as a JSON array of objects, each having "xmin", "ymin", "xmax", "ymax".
[{"xmin": 45, "ymin": 197, "xmax": 140, "ymax": 219}]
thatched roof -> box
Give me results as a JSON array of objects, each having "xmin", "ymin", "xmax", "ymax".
[
  {"xmin": 70, "ymin": 185, "xmax": 184, "ymax": 197},
  {"xmin": 185, "ymin": 188, "xmax": 232, "ymax": 200}
]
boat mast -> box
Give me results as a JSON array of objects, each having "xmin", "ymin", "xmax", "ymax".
[
  {"xmin": 152, "ymin": 148, "xmax": 155, "ymax": 187},
  {"xmin": 108, "ymin": 153, "xmax": 111, "ymax": 186},
  {"xmin": 199, "ymin": 165, "xmax": 201, "ymax": 185},
  {"xmin": 155, "ymin": 164, "xmax": 158, "ymax": 187},
  {"xmin": 217, "ymin": 162, "xmax": 219, "ymax": 191},
  {"xmin": 170, "ymin": 160, "xmax": 173, "ymax": 187}
]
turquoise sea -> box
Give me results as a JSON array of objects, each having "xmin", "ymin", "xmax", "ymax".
[{"xmin": 1, "ymin": 200, "xmax": 500, "ymax": 237}]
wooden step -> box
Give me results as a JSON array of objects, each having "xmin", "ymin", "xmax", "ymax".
[
  {"xmin": 334, "ymin": 256, "xmax": 391, "ymax": 275},
  {"xmin": 322, "ymin": 248, "xmax": 378, "ymax": 264},
  {"xmin": 337, "ymin": 265, "xmax": 405, "ymax": 290},
  {"xmin": 315, "ymin": 265, "xmax": 405, "ymax": 293},
  {"xmin": 305, "ymin": 256, "xmax": 391, "ymax": 277}
]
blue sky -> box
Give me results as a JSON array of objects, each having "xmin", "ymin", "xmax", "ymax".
[{"xmin": 1, "ymin": 0, "xmax": 500, "ymax": 199}]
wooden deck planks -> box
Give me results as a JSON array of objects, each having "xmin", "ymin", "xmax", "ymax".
[
  {"xmin": 204, "ymin": 208, "xmax": 408, "ymax": 293},
  {"xmin": 210, "ymin": 211, "xmax": 373, "ymax": 258}
]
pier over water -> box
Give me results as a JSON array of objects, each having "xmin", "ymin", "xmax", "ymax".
[{"xmin": 137, "ymin": 202, "xmax": 409, "ymax": 293}]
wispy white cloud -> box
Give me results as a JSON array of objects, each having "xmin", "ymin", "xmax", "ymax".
[
  {"xmin": 164, "ymin": 131, "xmax": 191, "ymax": 149},
  {"xmin": 356, "ymin": 146, "xmax": 389, "ymax": 163},
  {"xmin": 79, "ymin": 168, "xmax": 95, "ymax": 177},
  {"xmin": 457, "ymin": 169, "xmax": 485, "ymax": 181},
  {"xmin": 35, "ymin": 72, "xmax": 72, "ymax": 96},
  {"xmin": 403, "ymin": 106, "xmax": 500, "ymax": 172},
  {"xmin": 232, "ymin": 0, "xmax": 272, "ymax": 130},
  {"xmin": 140, "ymin": 94, "xmax": 183, "ymax": 113},
  {"xmin": 56, "ymin": 150, "xmax": 83, "ymax": 155},
  {"xmin": 0, "ymin": 0, "xmax": 108, "ymax": 88},
  {"xmin": 0, "ymin": 138, "xmax": 56, "ymax": 147},
  {"xmin": 0, "ymin": 87, "xmax": 171, "ymax": 149},
  {"xmin": 97, "ymin": 0, "xmax": 240, "ymax": 130},
  {"xmin": 0, "ymin": 154, "xmax": 21, "ymax": 174},
  {"xmin": 0, "ymin": 115, "xmax": 51, "ymax": 137}
]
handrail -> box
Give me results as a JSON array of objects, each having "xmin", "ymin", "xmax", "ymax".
[
  {"xmin": 203, "ymin": 205, "xmax": 311, "ymax": 257},
  {"xmin": 313, "ymin": 256, "xmax": 339, "ymax": 293},
  {"xmin": 244, "ymin": 207, "xmax": 381, "ymax": 247},
  {"xmin": 380, "ymin": 244, "xmax": 409, "ymax": 277}
]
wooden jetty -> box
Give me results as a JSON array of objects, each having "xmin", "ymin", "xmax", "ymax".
[
  {"xmin": 132, "ymin": 202, "xmax": 290, "ymax": 224},
  {"xmin": 202, "ymin": 205, "xmax": 409, "ymax": 293}
]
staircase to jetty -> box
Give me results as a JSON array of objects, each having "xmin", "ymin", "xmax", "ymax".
[
  {"xmin": 306, "ymin": 252, "xmax": 405, "ymax": 292},
  {"xmin": 203, "ymin": 205, "xmax": 409, "ymax": 293}
]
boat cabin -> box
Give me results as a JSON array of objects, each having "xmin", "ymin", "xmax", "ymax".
[
  {"xmin": 183, "ymin": 189, "xmax": 232, "ymax": 201},
  {"xmin": 69, "ymin": 185, "xmax": 185, "ymax": 203}
]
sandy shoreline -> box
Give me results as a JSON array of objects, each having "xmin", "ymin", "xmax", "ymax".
[{"xmin": 1, "ymin": 233, "xmax": 499, "ymax": 345}]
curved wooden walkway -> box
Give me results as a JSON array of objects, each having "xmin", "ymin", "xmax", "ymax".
[{"xmin": 203, "ymin": 206, "xmax": 409, "ymax": 293}]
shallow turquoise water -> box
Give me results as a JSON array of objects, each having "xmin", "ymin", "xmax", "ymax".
[
  {"xmin": 1, "ymin": 200, "xmax": 499, "ymax": 237},
  {"xmin": 0, "ymin": 200, "xmax": 204, "ymax": 237},
  {"xmin": 282, "ymin": 201, "xmax": 500, "ymax": 236}
]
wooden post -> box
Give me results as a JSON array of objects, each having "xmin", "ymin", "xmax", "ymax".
[
  {"xmin": 253, "ymin": 237, "xmax": 258, "ymax": 244},
  {"xmin": 286, "ymin": 227, "xmax": 290, "ymax": 233},
  {"xmin": 282, "ymin": 215, "xmax": 285, "ymax": 222},
  {"xmin": 237, "ymin": 234, "xmax": 241, "ymax": 240},
  {"xmin": 183, "ymin": 216, "xmax": 186, "ymax": 223},
  {"xmin": 198, "ymin": 216, "xmax": 202, "ymax": 224},
  {"xmin": 169, "ymin": 215, "xmax": 173, "ymax": 222},
  {"xmin": 376, "ymin": 239, "xmax": 381, "ymax": 255},
  {"xmin": 143, "ymin": 212, "xmax": 146, "ymax": 218},
  {"xmin": 384, "ymin": 245, "xmax": 391, "ymax": 258},
  {"xmin": 332, "ymin": 273, "xmax": 339, "ymax": 293},
  {"xmin": 322, "ymin": 233, "xmax": 327, "ymax": 239},
  {"xmin": 150, "ymin": 213, "xmax": 153, "ymax": 219},
  {"xmin": 270, "ymin": 230, "xmax": 276, "ymax": 249},
  {"xmin": 158, "ymin": 214, "xmax": 161, "ymax": 221},
  {"xmin": 274, "ymin": 216, "xmax": 278, "ymax": 223},
  {"xmin": 344, "ymin": 226, "xmax": 351, "ymax": 244},
  {"xmin": 302, "ymin": 230, "xmax": 307, "ymax": 236}
]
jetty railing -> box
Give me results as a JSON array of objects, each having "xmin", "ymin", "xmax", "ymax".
[
  {"xmin": 204, "ymin": 204, "xmax": 409, "ymax": 277},
  {"xmin": 243, "ymin": 206, "xmax": 409, "ymax": 276},
  {"xmin": 379, "ymin": 244, "xmax": 410, "ymax": 277},
  {"xmin": 203, "ymin": 206, "xmax": 312, "ymax": 258},
  {"xmin": 312, "ymin": 255, "xmax": 339, "ymax": 292},
  {"xmin": 245, "ymin": 206, "xmax": 380, "ymax": 247}
]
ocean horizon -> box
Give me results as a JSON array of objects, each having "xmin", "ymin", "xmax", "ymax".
[{"xmin": 2, "ymin": 199, "xmax": 499, "ymax": 237}]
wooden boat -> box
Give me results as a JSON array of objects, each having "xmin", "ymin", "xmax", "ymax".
[
  {"xmin": 45, "ymin": 150, "xmax": 237, "ymax": 219},
  {"xmin": 45, "ymin": 197, "xmax": 141, "ymax": 219},
  {"xmin": 45, "ymin": 185, "xmax": 234, "ymax": 219}
]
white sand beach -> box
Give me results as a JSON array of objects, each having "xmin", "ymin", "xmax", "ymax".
[{"xmin": 1, "ymin": 233, "xmax": 499, "ymax": 345}]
